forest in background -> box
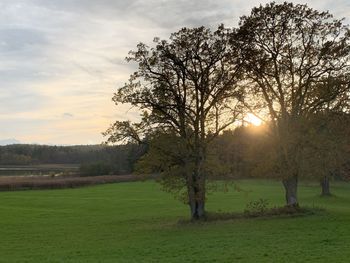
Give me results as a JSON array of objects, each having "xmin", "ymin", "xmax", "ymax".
[
  {"xmin": 0, "ymin": 143, "xmax": 145, "ymax": 175},
  {"xmin": 1, "ymin": 119, "xmax": 349, "ymax": 180}
]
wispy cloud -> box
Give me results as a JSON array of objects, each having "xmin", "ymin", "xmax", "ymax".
[{"xmin": 0, "ymin": 0, "xmax": 349, "ymax": 144}]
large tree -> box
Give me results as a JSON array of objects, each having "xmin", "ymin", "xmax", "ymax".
[
  {"xmin": 237, "ymin": 2, "xmax": 350, "ymax": 206},
  {"xmin": 105, "ymin": 26, "xmax": 243, "ymax": 220}
]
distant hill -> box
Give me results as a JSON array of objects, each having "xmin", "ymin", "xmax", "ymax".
[{"xmin": 0, "ymin": 139, "xmax": 20, "ymax": 146}]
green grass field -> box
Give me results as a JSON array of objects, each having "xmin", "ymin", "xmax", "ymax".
[{"xmin": 0, "ymin": 180, "xmax": 350, "ymax": 263}]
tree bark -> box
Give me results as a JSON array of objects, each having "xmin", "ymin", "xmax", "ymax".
[
  {"xmin": 189, "ymin": 196, "xmax": 205, "ymax": 220},
  {"xmin": 188, "ymin": 176, "xmax": 206, "ymax": 220},
  {"xmin": 282, "ymin": 175, "xmax": 299, "ymax": 207},
  {"xmin": 320, "ymin": 176, "xmax": 331, "ymax": 196}
]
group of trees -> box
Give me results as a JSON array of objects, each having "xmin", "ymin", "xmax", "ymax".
[
  {"xmin": 105, "ymin": 2, "xmax": 350, "ymax": 220},
  {"xmin": 212, "ymin": 119, "xmax": 350, "ymax": 196},
  {"xmin": 0, "ymin": 144, "xmax": 144, "ymax": 175}
]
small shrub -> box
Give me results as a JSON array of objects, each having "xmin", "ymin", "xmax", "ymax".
[{"xmin": 244, "ymin": 198, "xmax": 269, "ymax": 214}]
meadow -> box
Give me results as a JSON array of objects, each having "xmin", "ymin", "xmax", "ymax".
[
  {"xmin": 0, "ymin": 164, "xmax": 79, "ymax": 177},
  {"xmin": 0, "ymin": 179, "xmax": 350, "ymax": 262}
]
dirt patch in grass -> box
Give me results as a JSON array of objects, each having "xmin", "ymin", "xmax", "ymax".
[
  {"xmin": 0, "ymin": 174, "xmax": 145, "ymax": 191},
  {"xmin": 179, "ymin": 206, "xmax": 324, "ymax": 224}
]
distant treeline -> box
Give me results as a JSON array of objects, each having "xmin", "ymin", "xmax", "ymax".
[
  {"xmin": 2, "ymin": 119, "xmax": 349, "ymax": 179},
  {"xmin": 0, "ymin": 144, "xmax": 146, "ymax": 175}
]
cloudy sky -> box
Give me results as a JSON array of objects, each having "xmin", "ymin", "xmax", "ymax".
[{"xmin": 0, "ymin": 0, "xmax": 349, "ymax": 145}]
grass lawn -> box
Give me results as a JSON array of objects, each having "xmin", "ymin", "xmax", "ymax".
[{"xmin": 0, "ymin": 179, "xmax": 349, "ymax": 262}]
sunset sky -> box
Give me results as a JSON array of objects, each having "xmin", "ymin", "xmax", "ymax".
[{"xmin": 1, "ymin": 0, "xmax": 349, "ymax": 145}]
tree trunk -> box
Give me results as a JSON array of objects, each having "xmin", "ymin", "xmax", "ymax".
[
  {"xmin": 187, "ymin": 155, "xmax": 206, "ymax": 221},
  {"xmin": 320, "ymin": 176, "xmax": 331, "ymax": 196},
  {"xmin": 282, "ymin": 175, "xmax": 299, "ymax": 207},
  {"xmin": 189, "ymin": 195, "xmax": 205, "ymax": 220},
  {"xmin": 186, "ymin": 141, "xmax": 207, "ymax": 221},
  {"xmin": 188, "ymin": 177, "xmax": 206, "ymax": 220}
]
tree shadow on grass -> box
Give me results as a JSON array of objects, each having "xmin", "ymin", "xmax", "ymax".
[{"xmin": 178, "ymin": 206, "xmax": 325, "ymax": 224}]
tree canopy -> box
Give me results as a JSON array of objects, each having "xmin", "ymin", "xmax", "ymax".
[
  {"xmin": 236, "ymin": 1, "xmax": 350, "ymax": 206},
  {"xmin": 105, "ymin": 25, "xmax": 244, "ymax": 219}
]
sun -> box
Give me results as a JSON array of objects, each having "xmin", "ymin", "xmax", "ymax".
[{"xmin": 244, "ymin": 113, "xmax": 263, "ymax": 126}]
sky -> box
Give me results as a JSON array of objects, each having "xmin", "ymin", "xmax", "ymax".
[{"xmin": 0, "ymin": 0, "xmax": 349, "ymax": 145}]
